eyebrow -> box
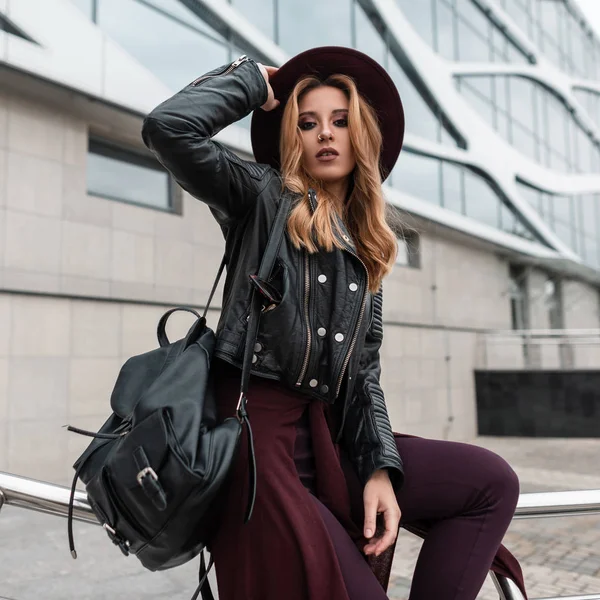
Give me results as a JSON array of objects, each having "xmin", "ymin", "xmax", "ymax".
[{"xmin": 298, "ymin": 109, "xmax": 349, "ymax": 118}]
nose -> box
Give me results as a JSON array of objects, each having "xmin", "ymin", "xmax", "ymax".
[{"xmin": 318, "ymin": 128, "xmax": 333, "ymax": 142}]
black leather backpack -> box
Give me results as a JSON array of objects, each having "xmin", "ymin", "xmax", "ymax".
[{"xmin": 66, "ymin": 194, "xmax": 291, "ymax": 599}]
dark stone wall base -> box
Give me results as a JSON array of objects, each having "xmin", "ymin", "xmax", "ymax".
[{"xmin": 475, "ymin": 370, "xmax": 600, "ymax": 437}]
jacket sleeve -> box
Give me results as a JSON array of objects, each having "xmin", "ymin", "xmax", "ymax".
[
  {"xmin": 341, "ymin": 288, "xmax": 404, "ymax": 492},
  {"xmin": 141, "ymin": 56, "xmax": 275, "ymax": 227}
]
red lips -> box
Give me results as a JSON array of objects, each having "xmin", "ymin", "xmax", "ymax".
[{"xmin": 316, "ymin": 147, "xmax": 339, "ymax": 158}]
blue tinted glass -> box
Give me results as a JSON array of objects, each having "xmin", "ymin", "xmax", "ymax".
[
  {"xmin": 145, "ymin": 0, "xmax": 222, "ymax": 37},
  {"xmin": 580, "ymin": 195, "xmax": 598, "ymax": 236},
  {"xmin": 88, "ymin": 145, "xmax": 170, "ymax": 210},
  {"xmin": 493, "ymin": 76, "xmax": 509, "ymax": 113},
  {"xmin": 355, "ymin": 3, "xmax": 387, "ymax": 66},
  {"xmin": 97, "ymin": 0, "xmax": 229, "ymax": 91},
  {"xmin": 539, "ymin": 0, "xmax": 560, "ymax": 44},
  {"xmin": 388, "ymin": 58, "xmax": 441, "ymax": 142},
  {"xmin": 543, "ymin": 92, "xmax": 568, "ymax": 153},
  {"xmin": 69, "ymin": 0, "xmax": 94, "ymax": 19},
  {"xmin": 277, "ymin": 0, "xmax": 352, "ymax": 55},
  {"xmin": 456, "ymin": 20, "xmax": 490, "ymax": 61},
  {"xmin": 455, "ymin": 0, "xmax": 489, "ymax": 31},
  {"xmin": 392, "ymin": 152, "xmax": 441, "ymax": 205},
  {"xmin": 463, "ymin": 169, "xmax": 500, "ymax": 228},
  {"xmin": 434, "ymin": 0, "xmax": 456, "ymax": 59},
  {"xmin": 509, "ymin": 77, "xmax": 534, "ymax": 128},
  {"xmin": 441, "ymin": 161, "xmax": 464, "ymax": 213},
  {"xmin": 511, "ymin": 121, "xmax": 537, "ymax": 161},
  {"xmin": 458, "ymin": 78, "xmax": 494, "ymax": 128},
  {"xmin": 395, "ymin": 0, "xmax": 434, "ymax": 47},
  {"xmin": 230, "ymin": 0, "xmax": 275, "ymax": 40}
]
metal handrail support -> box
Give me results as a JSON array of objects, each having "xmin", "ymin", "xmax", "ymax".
[{"xmin": 2, "ymin": 472, "xmax": 600, "ymax": 600}]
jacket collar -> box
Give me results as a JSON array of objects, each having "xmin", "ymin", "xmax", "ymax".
[{"xmin": 307, "ymin": 188, "xmax": 357, "ymax": 253}]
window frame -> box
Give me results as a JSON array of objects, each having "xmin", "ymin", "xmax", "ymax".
[
  {"xmin": 87, "ymin": 137, "xmax": 182, "ymax": 214},
  {"xmin": 395, "ymin": 231, "xmax": 421, "ymax": 269}
]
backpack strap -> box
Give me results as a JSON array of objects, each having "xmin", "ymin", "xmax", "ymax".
[{"xmin": 236, "ymin": 193, "xmax": 292, "ymax": 524}]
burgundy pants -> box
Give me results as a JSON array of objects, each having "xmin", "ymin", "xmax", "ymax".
[{"xmin": 295, "ymin": 413, "xmax": 520, "ymax": 600}]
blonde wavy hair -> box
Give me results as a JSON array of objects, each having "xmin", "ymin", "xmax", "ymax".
[{"xmin": 279, "ymin": 74, "xmax": 399, "ymax": 293}]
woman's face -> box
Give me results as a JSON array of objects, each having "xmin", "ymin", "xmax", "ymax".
[{"xmin": 297, "ymin": 86, "xmax": 356, "ymax": 188}]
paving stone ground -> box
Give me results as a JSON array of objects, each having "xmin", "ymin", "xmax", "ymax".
[{"xmin": 1, "ymin": 436, "xmax": 599, "ymax": 599}]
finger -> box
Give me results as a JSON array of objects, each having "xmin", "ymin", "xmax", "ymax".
[
  {"xmin": 363, "ymin": 497, "xmax": 377, "ymax": 539},
  {"xmin": 264, "ymin": 65, "xmax": 279, "ymax": 75},
  {"xmin": 374, "ymin": 509, "xmax": 400, "ymax": 555}
]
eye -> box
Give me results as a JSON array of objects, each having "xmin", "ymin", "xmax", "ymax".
[
  {"xmin": 334, "ymin": 118, "xmax": 348, "ymax": 127},
  {"xmin": 299, "ymin": 122, "xmax": 316, "ymax": 131}
]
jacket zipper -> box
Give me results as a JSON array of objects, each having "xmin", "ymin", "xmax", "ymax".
[
  {"xmin": 296, "ymin": 250, "xmax": 312, "ymax": 386},
  {"xmin": 335, "ymin": 252, "xmax": 370, "ymax": 399},
  {"xmin": 191, "ymin": 55, "xmax": 248, "ymax": 87}
]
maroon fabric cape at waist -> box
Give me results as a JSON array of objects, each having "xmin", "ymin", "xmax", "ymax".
[{"xmin": 209, "ymin": 359, "xmax": 527, "ymax": 599}]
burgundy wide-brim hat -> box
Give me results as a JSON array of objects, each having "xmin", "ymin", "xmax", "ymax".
[{"xmin": 250, "ymin": 46, "xmax": 405, "ymax": 182}]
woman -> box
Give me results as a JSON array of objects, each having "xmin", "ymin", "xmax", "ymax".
[{"xmin": 143, "ymin": 47, "xmax": 525, "ymax": 600}]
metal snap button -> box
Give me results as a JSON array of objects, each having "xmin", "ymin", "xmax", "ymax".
[
  {"xmin": 252, "ymin": 354, "xmax": 258, "ymax": 364},
  {"xmin": 318, "ymin": 274, "xmax": 327, "ymax": 283},
  {"xmin": 321, "ymin": 385, "xmax": 329, "ymax": 394},
  {"xmin": 309, "ymin": 379, "xmax": 318, "ymax": 388},
  {"xmin": 254, "ymin": 342, "xmax": 262, "ymax": 353},
  {"xmin": 342, "ymin": 234, "xmax": 350, "ymax": 243},
  {"xmin": 335, "ymin": 333, "xmax": 344, "ymax": 342},
  {"xmin": 349, "ymin": 283, "xmax": 358, "ymax": 292},
  {"xmin": 317, "ymin": 327, "xmax": 326, "ymax": 337}
]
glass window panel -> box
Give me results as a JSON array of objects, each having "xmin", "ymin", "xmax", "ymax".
[
  {"xmin": 355, "ymin": 3, "xmax": 387, "ymax": 66},
  {"xmin": 496, "ymin": 110, "xmax": 512, "ymax": 142},
  {"xmin": 441, "ymin": 161, "xmax": 464, "ymax": 213},
  {"xmin": 544, "ymin": 92, "xmax": 567, "ymax": 152},
  {"xmin": 87, "ymin": 140, "xmax": 171, "ymax": 210},
  {"xmin": 575, "ymin": 128, "xmax": 595, "ymax": 172},
  {"xmin": 505, "ymin": 42, "xmax": 528, "ymax": 64},
  {"xmin": 552, "ymin": 195, "xmax": 572, "ymax": 225},
  {"xmin": 392, "ymin": 152, "xmax": 441, "ymax": 205},
  {"xmin": 517, "ymin": 182, "xmax": 543, "ymax": 213},
  {"xmin": 570, "ymin": 17, "xmax": 586, "ymax": 73},
  {"xmin": 395, "ymin": 0, "xmax": 434, "ymax": 48},
  {"xmin": 511, "ymin": 121, "xmax": 537, "ymax": 161},
  {"xmin": 278, "ymin": 0, "xmax": 352, "ymax": 55},
  {"xmin": 434, "ymin": 0, "xmax": 457, "ymax": 60},
  {"xmin": 493, "ymin": 76, "xmax": 509, "ymax": 113},
  {"xmin": 500, "ymin": 202, "xmax": 517, "ymax": 234},
  {"xmin": 508, "ymin": 77, "xmax": 534, "ymax": 128},
  {"xmin": 97, "ymin": 0, "xmax": 229, "ymax": 91},
  {"xmin": 502, "ymin": 0, "xmax": 532, "ymax": 36},
  {"xmin": 541, "ymin": 35, "xmax": 561, "ymax": 67},
  {"xmin": 584, "ymin": 236, "xmax": 599, "ymax": 268},
  {"xmin": 581, "ymin": 194, "xmax": 598, "ymax": 236},
  {"xmin": 459, "ymin": 79, "xmax": 494, "ymax": 128},
  {"xmin": 69, "ymin": 0, "xmax": 94, "ymax": 19},
  {"xmin": 554, "ymin": 220, "xmax": 575, "ymax": 250},
  {"xmin": 456, "ymin": 20, "xmax": 490, "ymax": 62},
  {"xmin": 541, "ymin": 192, "xmax": 554, "ymax": 225},
  {"xmin": 455, "ymin": 0, "xmax": 488, "ymax": 31},
  {"xmin": 388, "ymin": 59, "xmax": 440, "ymax": 141},
  {"xmin": 463, "ymin": 169, "xmax": 500, "ymax": 228},
  {"xmin": 230, "ymin": 0, "xmax": 275, "ymax": 40},
  {"xmin": 548, "ymin": 149, "xmax": 569, "ymax": 173},
  {"xmin": 145, "ymin": 0, "xmax": 223, "ymax": 37},
  {"xmin": 539, "ymin": 0, "xmax": 560, "ymax": 44}
]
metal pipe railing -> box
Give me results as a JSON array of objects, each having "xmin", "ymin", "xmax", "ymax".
[{"xmin": 1, "ymin": 471, "xmax": 600, "ymax": 600}]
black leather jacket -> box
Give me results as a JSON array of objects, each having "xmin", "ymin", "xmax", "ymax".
[{"xmin": 142, "ymin": 56, "xmax": 403, "ymax": 490}]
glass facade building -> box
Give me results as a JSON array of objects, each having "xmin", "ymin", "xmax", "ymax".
[{"xmin": 69, "ymin": 0, "xmax": 600, "ymax": 271}]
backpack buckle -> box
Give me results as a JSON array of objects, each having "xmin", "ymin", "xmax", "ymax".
[{"xmin": 136, "ymin": 466, "xmax": 158, "ymax": 486}]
